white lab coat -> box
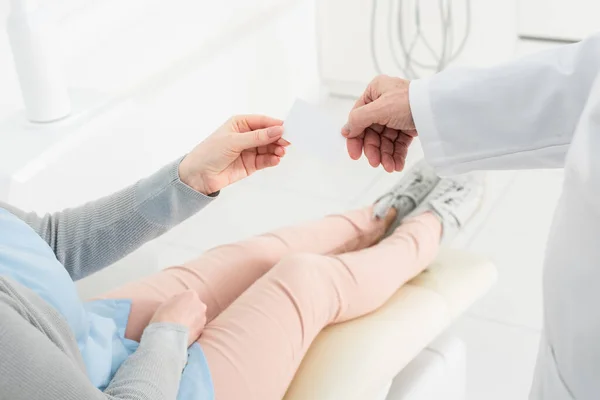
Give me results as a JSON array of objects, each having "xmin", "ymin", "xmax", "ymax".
[{"xmin": 409, "ymin": 33, "xmax": 600, "ymax": 400}]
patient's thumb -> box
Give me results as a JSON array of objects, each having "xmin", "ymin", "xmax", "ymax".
[{"xmin": 235, "ymin": 126, "xmax": 284, "ymax": 150}]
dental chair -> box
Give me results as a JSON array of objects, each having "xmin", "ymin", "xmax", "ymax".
[
  {"xmin": 77, "ymin": 245, "xmax": 495, "ymax": 400},
  {"xmin": 284, "ymin": 248, "xmax": 496, "ymax": 400}
]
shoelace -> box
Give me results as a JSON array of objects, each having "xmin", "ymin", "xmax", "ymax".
[
  {"xmin": 427, "ymin": 179, "xmax": 467, "ymax": 207},
  {"xmin": 391, "ymin": 172, "xmax": 430, "ymax": 199},
  {"xmin": 375, "ymin": 175, "xmax": 436, "ymax": 219},
  {"xmin": 373, "ymin": 173, "xmax": 423, "ymax": 219}
]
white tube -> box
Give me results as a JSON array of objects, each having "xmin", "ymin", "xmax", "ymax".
[{"xmin": 7, "ymin": 0, "xmax": 71, "ymax": 123}]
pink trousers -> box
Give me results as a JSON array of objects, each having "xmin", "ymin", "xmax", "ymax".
[{"xmin": 99, "ymin": 207, "xmax": 441, "ymax": 400}]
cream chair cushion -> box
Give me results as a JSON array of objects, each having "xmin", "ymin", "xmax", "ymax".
[{"xmin": 284, "ymin": 248, "xmax": 496, "ymax": 400}]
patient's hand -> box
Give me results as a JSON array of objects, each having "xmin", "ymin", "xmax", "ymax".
[
  {"xmin": 150, "ymin": 290, "xmax": 207, "ymax": 346},
  {"xmin": 179, "ymin": 115, "xmax": 289, "ymax": 195}
]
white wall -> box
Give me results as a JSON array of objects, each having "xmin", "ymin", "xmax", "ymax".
[
  {"xmin": 0, "ymin": 0, "xmax": 304, "ymax": 120},
  {"xmin": 1, "ymin": 0, "xmax": 321, "ymax": 213},
  {"xmin": 0, "ymin": 0, "xmax": 323, "ymax": 295},
  {"xmin": 318, "ymin": 0, "xmax": 518, "ymax": 96},
  {"xmin": 317, "ymin": 0, "xmax": 599, "ymax": 97},
  {"xmin": 518, "ymin": 0, "xmax": 600, "ymax": 41}
]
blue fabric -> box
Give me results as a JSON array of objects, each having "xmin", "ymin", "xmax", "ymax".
[{"xmin": 0, "ymin": 207, "xmax": 214, "ymax": 399}]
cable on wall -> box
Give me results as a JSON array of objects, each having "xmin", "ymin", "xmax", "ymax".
[{"xmin": 371, "ymin": 0, "xmax": 472, "ymax": 79}]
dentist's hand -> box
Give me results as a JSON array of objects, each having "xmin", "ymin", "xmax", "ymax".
[
  {"xmin": 179, "ymin": 115, "xmax": 289, "ymax": 195},
  {"xmin": 342, "ymin": 75, "xmax": 417, "ymax": 172}
]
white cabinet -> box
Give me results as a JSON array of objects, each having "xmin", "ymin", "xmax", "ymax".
[{"xmin": 386, "ymin": 335, "xmax": 466, "ymax": 400}]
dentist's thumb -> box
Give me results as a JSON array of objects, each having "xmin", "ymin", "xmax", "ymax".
[
  {"xmin": 343, "ymin": 101, "xmax": 388, "ymax": 138},
  {"xmin": 234, "ymin": 126, "xmax": 284, "ymax": 151}
]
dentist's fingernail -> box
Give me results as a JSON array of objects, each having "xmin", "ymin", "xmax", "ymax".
[
  {"xmin": 342, "ymin": 124, "xmax": 351, "ymax": 137},
  {"xmin": 268, "ymin": 126, "xmax": 283, "ymax": 138}
]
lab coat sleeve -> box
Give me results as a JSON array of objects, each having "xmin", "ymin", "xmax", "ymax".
[{"xmin": 409, "ymin": 33, "xmax": 600, "ymax": 175}]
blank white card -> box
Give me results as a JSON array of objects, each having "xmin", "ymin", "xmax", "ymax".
[{"xmin": 283, "ymin": 99, "xmax": 347, "ymax": 162}]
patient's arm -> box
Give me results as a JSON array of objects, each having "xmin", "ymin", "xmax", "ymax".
[{"xmin": 0, "ymin": 158, "xmax": 215, "ymax": 281}]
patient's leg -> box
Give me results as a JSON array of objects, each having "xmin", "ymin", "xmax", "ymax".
[
  {"xmin": 200, "ymin": 212, "xmax": 442, "ymax": 400},
  {"xmin": 199, "ymin": 173, "xmax": 483, "ymax": 400},
  {"xmin": 99, "ymin": 160, "xmax": 439, "ymax": 341},
  {"xmin": 99, "ymin": 206, "xmax": 395, "ymax": 341}
]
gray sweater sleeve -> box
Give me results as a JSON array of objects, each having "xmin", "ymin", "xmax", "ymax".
[
  {"xmin": 0, "ymin": 157, "xmax": 216, "ymax": 281},
  {"xmin": 0, "ymin": 301, "xmax": 189, "ymax": 400},
  {"xmin": 105, "ymin": 323, "xmax": 189, "ymax": 399}
]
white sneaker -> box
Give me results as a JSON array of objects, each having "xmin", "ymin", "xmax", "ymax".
[
  {"xmin": 407, "ymin": 173, "xmax": 485, "ymax": 243},
  {"xmin": 373, "ymin": 159, "xmax": 440, "ymax": 220}
]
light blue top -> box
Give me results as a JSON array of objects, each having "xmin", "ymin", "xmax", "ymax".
[
  {"xmin": 0, "ymin": 159, "xmax": 216, "ymax": 399},
  {"xmin": 1, "ymin": 204, "xmax": 131, "ymax": 386}
]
